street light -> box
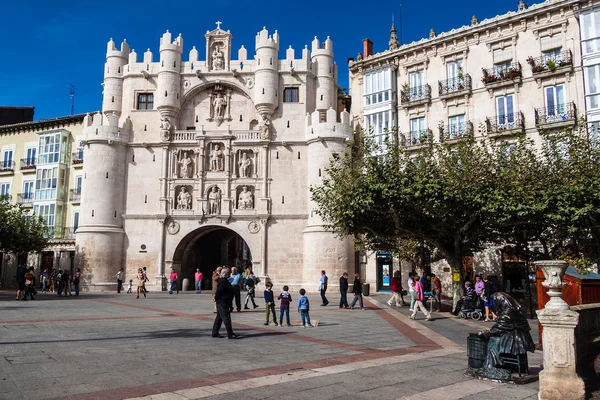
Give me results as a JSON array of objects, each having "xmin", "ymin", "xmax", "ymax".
[{"xmin": 522, "ymin": 230, "xmax": 535, "ymax": 319}]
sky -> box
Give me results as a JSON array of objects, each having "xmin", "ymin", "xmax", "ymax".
[{"xmin": 0, "ymin": 0, "xmax": 526, "ymax": 120}]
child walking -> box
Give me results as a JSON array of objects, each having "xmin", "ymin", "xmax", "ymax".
[
  {"xmin": 297, "ymin": 289, "xmax": 313, "ymax": 327},
  {"xmin": 278, "ymin": 285, "xmax": 292, "ymax": 327},
  {"xmin": 264, "ymin": 282, "xmax": 278, "ymax": 326},
  {"xmin": 126, "ymin": 279, "xmax": 133, "ymax": 293}
]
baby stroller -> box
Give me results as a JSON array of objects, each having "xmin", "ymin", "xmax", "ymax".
[{"xmin": 459, "ymin": 297, "xmax": 483, "ymax": 320}]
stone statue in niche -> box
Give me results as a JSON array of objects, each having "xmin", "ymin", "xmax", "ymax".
[
  {"xmin": 213, "ymin": 93, "xmax": 227, "ymax": 119},
  {"xmin": 160, "ymin": 117, "xmax": 172, "ymax": 141},
  {"xmin": 259, "ymin": 116, "xmax": 271, "ymax": 140},
  {"xmin": 238, "ymin": 152, "xmax": 252, "ymax": 178},
  {"xmin": 208, "ymin": 186, "xmax": 221, "ymax": 214},
  {"xmin": 208, "ymin": 85, "xmax": 231, "ymax": 126},
  {"xmin": 209, "ymin": 144, "xmax": 224, "ymax": 171},
  {"xmin": 212, "ymin": 46, "xmax": 225, "ymax": 70},
  {"xmin": 178, "ymin": 151, "xmax": 194, "ymax": 178},
  {"xmin": 176, "ymin": 187, "xmax": 191, "ymax": 210},
  {"xmin": 238, "ymin": 186, "xmax": 253, "ymax": 210}
]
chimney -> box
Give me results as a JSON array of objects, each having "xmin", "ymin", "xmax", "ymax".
[{"xmin": 362, "ymin": 38, "xmax": 373, "ymax": 58}]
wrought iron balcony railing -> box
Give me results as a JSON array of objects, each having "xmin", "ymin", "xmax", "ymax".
[
  {"xmin": 485, "ymin": 112, "xmax": 525, "ymax": 134},
  {"xmin": 17, "ymin": 193, "xmax": 34, "ymax": 205},
  {"xmin": 69, "ymin": 188, "xmax": 81, "ymax": 202},
  {"xmin": 20, "ymin": 158, "xmax": 37, "ymax": 170},
  {"xmin": 534, "ymin": 102, "xmax": 576, "ymax": 125},
  {"xmin": 400, "ymin": 84, "xmax": 431, "ymax": 105},
  {"xmin": 63, "ymin": 227, "xmax": 76, "ymax": 240},
  {"xmin": 439, "ymin": 121, "xmax": 474, "ymax": 141},
  {"xmin": 72, "ymin": 150, "xmax": 84, "ymax": 165},
  {"xmin": 439, "ymin": 74, "xmax": 472, "ymax": 96},
  {"xmin": 0, "ymin": 194, "xmax": 12, "ymax": 202},
  {"xmin": 0, "ymin": 160, "xmax": 15, "ymax": 172},
  {"xmin": 481, "ymin": 63, "xmax": 522, "ymax": 85},
  {"xmin": 527, "ymin": 50, "xmax": 572, "ymax": 74},
  {"xmin": 406, "ymin": 129, "xmax": 431, "ymax": 146}
]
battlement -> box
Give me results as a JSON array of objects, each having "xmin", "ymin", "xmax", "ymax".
[
  {"xmin": 306, "ymin": 108, "xmax": 352, "ymax": 140},
  {"xmin": 159, "ymin": 30, "xmax": 183, "ymax": 53},
  {"xmin": 311, "ymin": 36, "xmax": 333, "ymax": 57},
  {"xmin": 106, "ymin": 38, "xmax": 129, "ymax": 59},
  {"xmin": 83, "ymin": 112, "xmax": 131, "ymax": 142},
  {"xmin": 255, "ymin": 27, "xmax": 279, "ymax": 51}
]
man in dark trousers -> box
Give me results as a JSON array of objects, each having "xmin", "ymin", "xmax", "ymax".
[
  {"xmin": 319, "ymin": 270, "xmax": 329, "ymax": 306},
  {"xmin": 212, "ymin": 268, "xmax": 240, "ymax": 339},
  {"xmin": 228, "ymin": 267, "xmax": 242, "ymax": 312},
  {"xmin": 339, "ymin": 272, "xmax": 349, "ymax": 309}
]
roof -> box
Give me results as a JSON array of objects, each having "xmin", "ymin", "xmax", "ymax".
[
  {"xmin": 566, "ymin": 265, "xmax": 600, "ymax": 281},
  {"xmin": 0, "ymin": 113, "xmax": 93, "ymax": 134}
]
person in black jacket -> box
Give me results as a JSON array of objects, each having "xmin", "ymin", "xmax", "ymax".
[
  {"xmin": 212, "ymin": 268, "xmax": 240, "ymax": 339},
  {"xmin": 483, "ymin": 274, "xmax": 498, "ymax": 322},
  {"xmin": 350, "ymin": 273, "xmax": 365, "ymax": 310},
  {"xmin": 339, "ymin": 272, "xmax": 349, "ymax": 309}
]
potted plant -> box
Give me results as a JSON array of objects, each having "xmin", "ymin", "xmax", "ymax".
[
  {"xmin": 526, "ymin": 56, "xmax": 535, "ymax": 66},
  {"xmin": 545, "ymin": 60, "xmax": 557, "ymax": 72}
]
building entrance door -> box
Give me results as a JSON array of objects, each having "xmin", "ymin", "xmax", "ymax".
[{"xmin": 376, "ymin": 252, "xmax": 393, "ymax": 292}]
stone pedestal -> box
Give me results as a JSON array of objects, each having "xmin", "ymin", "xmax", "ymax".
[{"xmin": 535, "ymin": 260, "xmax": 585, "ymax": 400}]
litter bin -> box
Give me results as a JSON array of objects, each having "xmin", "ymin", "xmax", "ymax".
[
  {"xmin": 362, "ymin": 283, "xmax": 370, "ymax": 297},
  {"xmin": 182, "ymin": 278, "xmax": 190, "ymax": 292},
  {"xmin": 467, "ymin": 333, "xmax": 488, "ymax": 369}
]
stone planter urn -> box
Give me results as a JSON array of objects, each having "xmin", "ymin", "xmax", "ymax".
[{"xmin": 536, "ymin": 260, "xmax": 569, "ymax": 311}]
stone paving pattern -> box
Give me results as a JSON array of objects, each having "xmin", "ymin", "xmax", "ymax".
[{"xmin": 0, "ymin": 291, "xmax": 545, "ymax": 400}]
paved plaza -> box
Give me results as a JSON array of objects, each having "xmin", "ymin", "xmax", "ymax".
[{"xmin": 0, "ymin": 290, "xmax": 545, "ymax": 400}]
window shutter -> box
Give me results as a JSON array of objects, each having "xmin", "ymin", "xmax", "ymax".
[
  {"xmin": 448, "ymin": 105, "xmax": 466, "ymax": 116},
  {"xmin": 541, "ymin": 34, "xmax": 563, "ymax": 51},
  {"xmin": 493, "ymin": 48, "xmax": 512, "ymax": 63}
]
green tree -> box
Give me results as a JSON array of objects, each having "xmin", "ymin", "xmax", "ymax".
[{"xmin": 0, "ymin": 197, "xmax": 49, "ymax": 256}]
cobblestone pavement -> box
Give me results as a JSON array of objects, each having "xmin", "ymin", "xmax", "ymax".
[{"xmin": 0, "ymin": 290, "xmax": 545, "ymax": 400}]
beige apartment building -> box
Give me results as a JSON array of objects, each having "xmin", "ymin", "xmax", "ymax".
[
  {"xmin": 349, "ymin": 0, "xmax": 587, "ymax": 293},
  {"xmin": 0, "ymin": 114, "xmax": 86, "ymax": 288}
]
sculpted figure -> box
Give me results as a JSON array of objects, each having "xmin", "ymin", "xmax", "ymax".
[
  {"xmin": 160, "ymin": 117, "xmax": 172, "ymax": 141},
  {"xmin": 238, "ymin": 186, "xmax": 253, "ymax": 209},
  {"xmin": 259, "ymin": 116, "xmax": 270, "ymax": 140},
  {"xmin": 213, "ymin": 92, "xmax": 227, "ymax": 119},
  {"xmin": 209, "ymin": 145, "xmax": 224, "ymax": 171},
  {"xmin": 212, "ymin": 46, "xmax": 224, "ymax": 70},
  {"xmin": 177, "ymin": 187, "xmax": 191, "ymax": 210},
  {"xmin": 238, "ymin": 152, "xmax": 252, "ymax": 178},
  {"xmin": 208, "ymin": 186, "xmax": 221, "ymax": 214},
  {"xmin": 178, "ymin": 152, "xmax": 193, "ymax": 178}
]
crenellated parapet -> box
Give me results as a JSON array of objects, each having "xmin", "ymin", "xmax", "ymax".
[
  {"xmin": 82, "ymin": 112, "xmax": 131, "ymax": 144},
  {"xmin": 305, "ymin": 108, "xmax": 352, "ymax": 142},
  {"xmin": 103, "ymin": 39, "xmax": 129, "ymax": 115}
]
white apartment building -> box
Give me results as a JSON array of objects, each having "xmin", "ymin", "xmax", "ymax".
[{"xmin": 349, "ymin": 0, "xmax": 587, "ymax": 293}]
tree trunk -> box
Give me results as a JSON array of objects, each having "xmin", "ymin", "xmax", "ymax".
[{"xmin": 447, "ymin": 255, "xmax": 465, "ymax": 312}]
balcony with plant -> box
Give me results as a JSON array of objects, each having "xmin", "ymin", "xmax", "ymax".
[
  {"xmin": 534, "ymin": 102, "xmax": 576, "ymax": 128},
  {"xmin": 526, "ymin": 50, "xmax": 572, "ymax": 75},
  {"xmin": 481, "ymin": 63, "xmax": 522, "ymax": 88},
  {"xmin": 439, "ymin": 68, "xmax": 471, "ymax": 99},
  {"xmin": 404, "ymin": 129, "xmax": 432, "ymax": 149},
  {"xmin": 438, "ymin": 121, "xmax": 474, "ymax": 142},
  {"xmin": 485, "ymin": 112, "xmax": 525, "ymax": 137},
  {"xmin": 400, "ymin": 83, "xmax": 431, "ymax": 108}
]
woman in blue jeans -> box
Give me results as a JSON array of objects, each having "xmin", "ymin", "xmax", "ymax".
[{"xmin": 350, "ymin": 273, "xmax": 365, "ymax": 310}]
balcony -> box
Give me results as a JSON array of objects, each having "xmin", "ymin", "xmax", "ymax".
[
  {"xmin": 403, "ymin": 129, "xmax": 432, "ymax": 150},
  {"xmin": 485, "ymin": 112, "xmax": 525, "ymax": 138},
  {"xmin": 534, "ymin": 102, "xmax": 577, "ymax": 129},
  {"xmin": 400, "ymin": 84, "xmax": 431, "ymax": 108},
  {"xmin": 527, "ymin": 50, "xmax": 573, "ymax": 78},
  {"xmin": 20, "ymin": 158, "xmax": 37, "ymax": 172},
  {"xmin": 481, "ymin": 63, "xmax": 522, "ymax": 89},
  {"xmin": 72, "ymin": 150, "xmax": 84, "ymax": 166},
  {"xmin": 438, "ymin": 74, "xmax": 472, "ymax": 100},
  {"xmin": 439, "ymin": 121, "xmax": 474, "ymax": 142},
  {"xmin": 0, "ymin": 160, "xmax": 15, "ymax": 174},
  {"xmin": 69, "ymin": 188, "xmax": 81, "ymax": 203},
  {"xmin": 63, "ymin": 227, "xmax": 76, "ymax": 240},
  {"xmin": 17, "ymin": 193, "xmax": 34, "ymax": 207}
]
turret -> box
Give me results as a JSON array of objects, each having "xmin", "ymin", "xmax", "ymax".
[
  {"xmin": 156, "ymin": 31, "xmax": 183, "ymax": 114},
  {"xmin": 102, "ymin": 39, "xmax": 129, "ymax": 115},
  {"xmin": 254, "ymin": 27, "xmax": 280, "ymax": 117},
  {"xmin": 76, "ymin": 112, "xmax": 131, "ymax": 290},
  {"xmin": 311, "ymin": 36, "xmax": 336, "ymax": 112}
]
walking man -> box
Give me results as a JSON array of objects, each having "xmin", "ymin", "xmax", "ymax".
[
  {"xmin": 339, "ymin": 272, "xmax": 349, "ymax": 309},
  {"xmin": 228, "ymin": 267, "xmax": 242, "ymax": 312},
  {"xmin": 169, "ymin": 268, "xmax": 179, "ymax": 294},
  {"xmin": 212, "ymin": 267, "xmax": 222, "ymax": 313},
  {"xmin": 116, "ymin": 268, "xmax": 123, "ymax": 293},
  {"xmin": 194, "ymin": 268, "xmax": 203, "ymax": 294},
  {"xmin": 319, "ymin": 270, "xmax": 329, "ymax": 306},
  {"xmin": 212, "ymin": 267, "xmax": 240, "ymax": 339}
]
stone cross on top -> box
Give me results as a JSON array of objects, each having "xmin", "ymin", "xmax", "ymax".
[{"xmin": 215, "ymin": 21, "xmax": 222, "ymax": 30}]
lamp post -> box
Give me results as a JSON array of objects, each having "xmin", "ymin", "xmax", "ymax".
[{"xmin": 522, "ymin": 230, "xmax": 535, "ymax": 319}]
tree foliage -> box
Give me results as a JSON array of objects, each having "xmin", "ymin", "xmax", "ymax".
[
  {"xmin": 0, "ymin": 198, "xmax": 49, "ymax": 255},
  {"xmin": 311, "ymin": 124, "xmax": 600, "ymax": 306}
]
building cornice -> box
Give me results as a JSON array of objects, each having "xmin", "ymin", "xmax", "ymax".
[{"xmin": 0, "ymin": 113, "xmax": 93, "ymax": 134}]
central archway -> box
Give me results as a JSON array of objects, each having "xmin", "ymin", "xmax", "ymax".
[{"xmin": 172, "ymin": 226, "xmax": 253, "ymax": 291}]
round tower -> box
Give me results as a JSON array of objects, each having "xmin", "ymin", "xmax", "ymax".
[
  {"xmin": 254, "ymin": 27, "xmax": 279, "ymax": 117},
  {"xmin": 311, "ymin": 36, "xmax": 336, "ymax": 112},
  {"xmin": 155, "ymin": 30, "xmax": 183, "ymax": 119},
  {"xmin": 102, "ymin": 39, "xmax": 129, "ymax": 115},
  {"xmin": 303, "ymin": 108, "xmax": 354, "ymax": 291},
  {"xmin": 76, "ymin": 112, "xmax": 130, "ymax": 290}
]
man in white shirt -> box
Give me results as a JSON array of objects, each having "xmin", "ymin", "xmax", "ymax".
[{"xmin": 116, "ymin": 268, "xmax": 124, "ymax": 293}]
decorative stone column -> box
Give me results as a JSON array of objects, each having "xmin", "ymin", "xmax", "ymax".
[{"xmin": 536, "ymin": 260, "xmax": 585, "ymax": 400}]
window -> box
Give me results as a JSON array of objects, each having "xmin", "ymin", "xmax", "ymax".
[
  {"xmin": 408, "ymin": 70, "xmax": 425, "ymax": 100},
  {"xmin": 75, "ymin": 175, "xmax": 82, "ymax": 190},
  {"xmin": 35, "ymin": 166, "xmax": 65, "ymax": 201},
  {"xmin": 364, "ymin": 68, "xmax": 392, "ymax": 106},
  {"xmin": 544, "ymin": 84, "xmax": 566, "ymax": 121},
  {"xmin": 283, "ymin": 87, "xmax": 299, "ymax": 103},
  {"xmin": 137, "ymin": 93, "xmax": 154, "ymax": 110},
  {"xmin": 493, "ymin": 49, "xmax": 512, "ymax": 74},
  {"xmin": 34, "ymin": 204, "xmax": 56, "ymax": 228},
  {"xmin": 585, "ymin": 65, "xmax": 600, "ymax": 109},
  {"xmin": 73, "ymin": 211, "xmax": 80, "ymax": 231},
  {"xmin": 23, "ymin": 181, "xmax": 34, "ymax": 199},
  {"xmin": 2, "ymin": 150, "xmax": 13, "ymax": 169},
  {"xmin": 38, "ymin": 132, "xmax": 67, "ymax": 164},
  {"xmin": 496, "ymin": 95, "xmax": 515, "ymax": 128},
  {"xmin": 0, "ymin": 182, "xmax": 10, "ymax": 199},
  {"xmin": 25, "ymin": 147, "xmax": 36, "ymax": 166},
  {"xmin": 364, "ymin": 111, "xmax": 392, "ymax": 145},
  {"xmin": 447, "ymin": 60, "xmax": 463, "ymax": 79},
  {"xmin": 589, "ymin": 121, "xmax": 600, "ymax": 144},
  {"xmin": 581, "ymin": 9, "xmax": 600, "ymax": 55},
  {"xmin": 448, "ymin": 114, "xmax": 466, "ymax": 138},
  {"xmin": 410, "ymin": 117, "xmax": 426, "ymax": 143}
]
